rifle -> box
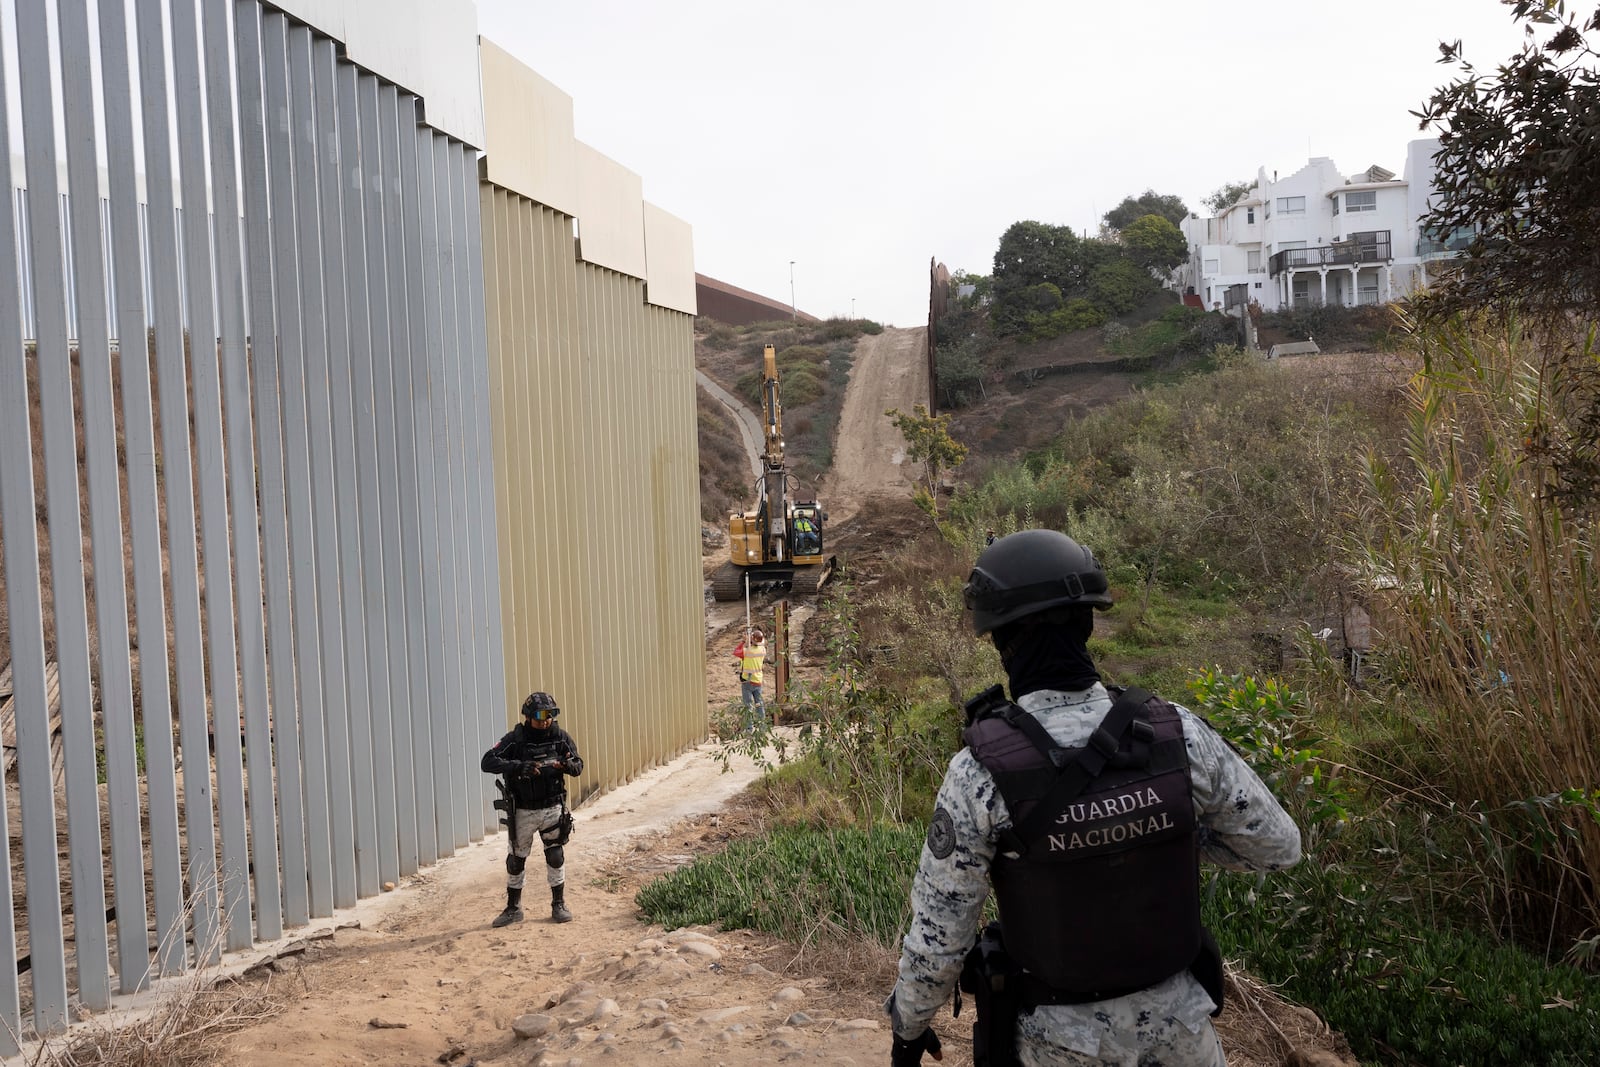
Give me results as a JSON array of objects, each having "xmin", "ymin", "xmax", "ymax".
[
  {"xmin": 518, "ymin": 736, "xmax": 568, "ymax": 776},
  {"xmin": 957, "ymin": 922, "xmax": 1022, "ymax": 1067},
  {"xmin": 493, "ymin": 776, "xmax": 517, "ymax": 843}
]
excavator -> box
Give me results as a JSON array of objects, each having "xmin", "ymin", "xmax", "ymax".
[{"xmin": 711, "ymin": 344, "xmax": 835, "ymax": 601}]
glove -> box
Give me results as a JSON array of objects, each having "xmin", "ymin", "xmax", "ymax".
[
  {"xmin": 890, "ymin": 1028, "xmax": 942, "ymax": 1066},
  {"xmin": 515, "ymin": 761, "xmax": 540, "ymax": 777}
]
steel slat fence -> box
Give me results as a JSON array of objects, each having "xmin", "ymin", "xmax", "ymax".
[{"xmin": 0, "ymin": 1, "xmax": 506, "ymax": 1049}]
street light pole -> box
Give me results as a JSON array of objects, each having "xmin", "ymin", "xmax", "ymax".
[
  {"xmin": 789, "ymin": 260, "xmax": 796, "ymax": 321},
  {"xmin": 851, "ymin": 297, "xmax": 855, "ymax": 319}
]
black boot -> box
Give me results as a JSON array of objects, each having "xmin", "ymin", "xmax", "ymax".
[
  {"xmin": 492, "ymin": 887, "xmax": 523, "ymax": 928},
  {"xmin": 550, "ymin": 884, "xmax": 572, "ymax": 923}
]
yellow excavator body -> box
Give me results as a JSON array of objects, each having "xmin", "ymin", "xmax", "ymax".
[{"xmin": 712, "ymin": 344, "xmax": 834, "ymax": 601}]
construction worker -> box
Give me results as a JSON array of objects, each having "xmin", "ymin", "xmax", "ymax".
[
  {"xmin": 732, "ymin": 628, "xmax": 767, "ymax": 726},
  {"xmin": 481, "ymin": 691, "xmax": 584, "ymax": 926},
  {"xmin": 886, "ymin": 530, "xmax": 1301, "ymax": 1066},
  {"xmin": 794, "ymin": 511, "xmax": 821, "ymax": 555}
]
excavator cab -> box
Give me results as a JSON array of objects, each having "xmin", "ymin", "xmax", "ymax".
[{"xmin": 790, "ymin": 503, "xmax": 824, "ymax": 561}]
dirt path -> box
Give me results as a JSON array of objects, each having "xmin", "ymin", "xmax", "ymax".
[
  {"xmin": 823, "ymin": 327, "xmax": 929, "ymax": 526},
  {"xmin": 203, "ymin": 327, "xmax": 940, "ymax": 1067}
]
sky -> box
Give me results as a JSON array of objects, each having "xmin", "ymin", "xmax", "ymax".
[{"xmin": 476, "ymin": 1, "xmax": 1533, "ymax": 328}]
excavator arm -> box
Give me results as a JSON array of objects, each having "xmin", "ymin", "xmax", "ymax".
[{"xmin": 714, "ymin": 343, "xmax": 833, "ymax": 600}]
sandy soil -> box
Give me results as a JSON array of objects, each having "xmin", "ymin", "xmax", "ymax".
[{"xmin": 198, "ymin": 324, "xmax": 1356, "ymax": 1067}]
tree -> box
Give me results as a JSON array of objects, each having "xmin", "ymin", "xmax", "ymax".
[
  {"xmin": 934, "ymin": 336, "xmax": 985, "ymax": 408},
  {"xmin": 1414, "ymin": 2, "xmax": 1600, "ymax": 503},
  {"xmin": 1202, "ymin": 180, "xmax": 1254, "ymax": 215},
  {"xmin": 1103, "ymin": 189, "xmax": 1189, "ymax": 232},
  {"xmin": 1121, "ymin": 214, "xmax": 1188, "ymax": 273},
  {"xmin": 1414, "ymin": 2, "xmax": 1600, "ymax": 320},
  {"xmin": 1088, "ymin": 257, "xmax": 1158, "ymax": 316},
  {"xmin": 991, "ymin": 220, "xmax": 1081, "ymax": 295},
  {"xmin": 990, "ymin": 221, "xmax": 1084, "ymax": 335},
  {"xmin": 885, "ymin": 404, "xmax": 968, "ymax": 516}
]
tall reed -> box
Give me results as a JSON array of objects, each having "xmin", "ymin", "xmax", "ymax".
[{"xmin": 1357, "ymin": 318, "xmax": 1600, "ymax": 947}]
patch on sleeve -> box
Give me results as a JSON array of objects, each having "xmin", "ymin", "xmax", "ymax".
[{"xmin": 926, "ymin": 806, "xmax": 956, "ymax": 860}]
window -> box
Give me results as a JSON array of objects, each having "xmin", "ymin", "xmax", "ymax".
[
  {"xmin": 1277, "ymin": 196, "xmax": 1306, "ymax": 215},
  {"xmin": 1331, "ymin": 196, "xmax": 1340, "ymax": 216},
  {"xmin": 1204, "ymin": 258, "xmax": 1219, "ymax": 274},
  {"xmin": 1351, "ymin": 230, "xmax": 1385, "ymax": 258},
  {"xmin": 1247, "ymin": 250, "xmax": 1262, "ymax": 273},
  {"xmin": 1246, "ymin": 207, "xmax": 1255, "ymax": 224},
  {"xmin": 1346, "ymin": 190, "xmax": 1377, "ymax": 212}
]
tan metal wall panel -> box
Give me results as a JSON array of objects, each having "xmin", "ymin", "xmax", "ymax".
[
  {"xmin": 575, "ymin": 143, "xmax": 647, "ymax": 280},
  {"xmin": 267, "ymin": 0, "xmax": 485, "ymax": 146},
  {"xmin": 480, "ymin": 187, "xmax": 704, "ymax": 799},
  {"xmin": 478, "ymin": 38, "xmax": 579, "ymax": 216},
  {"xmin": 644, "ymin": 201, "xmax": 697, "ymax": 314}
]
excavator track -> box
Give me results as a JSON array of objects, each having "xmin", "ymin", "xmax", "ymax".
[
  {"xmin": 789, "ymin": 557, "xmax": 835, "ymax": 597},
  {"xmin": 710, "ymin": 562, "xmax": 747, "ymax": 602}
]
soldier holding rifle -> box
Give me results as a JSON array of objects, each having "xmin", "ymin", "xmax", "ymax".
[{"xmin": 481, "ymin": 690, "xmax": 584, "ymax": 926}]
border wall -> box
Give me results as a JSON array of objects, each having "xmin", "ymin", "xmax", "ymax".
[{"xmin": 0, "ymin": 1, "xmax": 701, "ymax": 1048}]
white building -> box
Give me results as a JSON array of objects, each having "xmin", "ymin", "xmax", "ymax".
[{"xmin": 1178, "ymin": 139, "xmax": 1468, "ymax": 315}]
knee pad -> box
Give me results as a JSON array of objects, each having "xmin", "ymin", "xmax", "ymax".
[
  {"xmin": 543, "ymin": 844, "xmax": 565, "ymax": 869},
  {"xmin": 506, "ymin": 853, "xmax": 526, "ymax": 875}
]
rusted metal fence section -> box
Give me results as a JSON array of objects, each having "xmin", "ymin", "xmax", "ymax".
[{"xmin": 0, "ymin": 0, "xmax": 506, "ymax": 1049}]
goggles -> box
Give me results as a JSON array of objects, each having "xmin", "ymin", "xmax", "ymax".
[{"xmin": 525, "ymin": 706, "xmax": 556, "ymax": 722}]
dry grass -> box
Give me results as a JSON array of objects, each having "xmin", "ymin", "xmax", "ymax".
[
  {"xmin": 9, "ymin": 878, "xmax": 301, "ymax": 1066},
  {"xmin": 23, "ymin": 975, "xmax": 294, "ymax": 1067},
  {"xmin": 1359, "ymin": 319, "xmax": 1600, "ymax": 944}
]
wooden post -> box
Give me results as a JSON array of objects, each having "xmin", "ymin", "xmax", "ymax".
[{"xmin": 774, "ymin": 601, "xmax": 789, "ymax": 707}]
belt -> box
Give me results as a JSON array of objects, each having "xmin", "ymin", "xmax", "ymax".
[{"xmin": 1015, "ymin": 971, "xmax": 1151, "ymax": 1008}]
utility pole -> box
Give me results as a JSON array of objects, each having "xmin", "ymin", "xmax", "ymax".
[
  {"xmin": 789, "ymin": 260, "xmax": 796, "ymax": 320},
  {"xmin": 851, "ymin": 296, "xmax": 855, "ymax": 319}
]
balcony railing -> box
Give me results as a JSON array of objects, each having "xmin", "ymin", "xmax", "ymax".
[
  {"xmin": 1417, "ymin": 233, "xmax": 1474, "ymax": 258},
  {"xmin": 1269, "ymin": 231, "xmax": 1391, "ymax": 275}
]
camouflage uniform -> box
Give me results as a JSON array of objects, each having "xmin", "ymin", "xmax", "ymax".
[{"xmin": 888, "ymin": 682, "xmax": 1302, "ymax": 1067}]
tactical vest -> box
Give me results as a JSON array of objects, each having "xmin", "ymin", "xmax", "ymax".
[
  {"xmin": 507, "ymin": 722, "xmax": 573, "ymax": 809},
  {"xmin": 964, "ymin": 688, "xmax": 1201, "ymax": 996}
]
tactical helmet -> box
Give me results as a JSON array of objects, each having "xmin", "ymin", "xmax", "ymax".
[
  {"xmin": 521, "ymin": 691, "xmax": 560, "ymax": 719},
  {"xmin": 963, "ymin": 529, "xmax": 1112, "ymax": 635}
]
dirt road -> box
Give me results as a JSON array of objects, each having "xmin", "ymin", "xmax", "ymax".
[{"xmin": 823, "ymin": 327, "xmax": 929, "ymax": 526}]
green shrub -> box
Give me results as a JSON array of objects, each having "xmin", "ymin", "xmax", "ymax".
[
  {"xmin": 1207, "ymin": 862, "xmax": 1600, "ymax": 1066},
  {"xmin": 1185, "ymin": 668, "xmax": 1351, "ymax": 838},
  {"xmin": 702, "ymin": 322, "xmax": 738, "ymax": 348},
  {"xmin": 1087, "ymin": 258, "xmax": 1158, "ymax": 316},
  {"xmin": 1023, "ymin": 298, "xmax": 1106, "ymax": 341},
  {"xmin": 636, "ymin": 824, "xmax": 922, "ymax": 947},
  {"xmin": 781, "ymin": 344, "xmax": 829, "ymax": 368},
  {"xmin": 780, "ymin": 364, "xmax": 825, "ymax": 406}
]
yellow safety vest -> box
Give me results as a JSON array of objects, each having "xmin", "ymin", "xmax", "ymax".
[{"xmin": 740, "ymin": 641, "xmax": 766, "ymax": 685}]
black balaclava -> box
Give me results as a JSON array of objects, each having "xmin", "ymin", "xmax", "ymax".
[{"xmin": 992, "ymin": 606, "xmax": 1100, "ymax": 700}]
